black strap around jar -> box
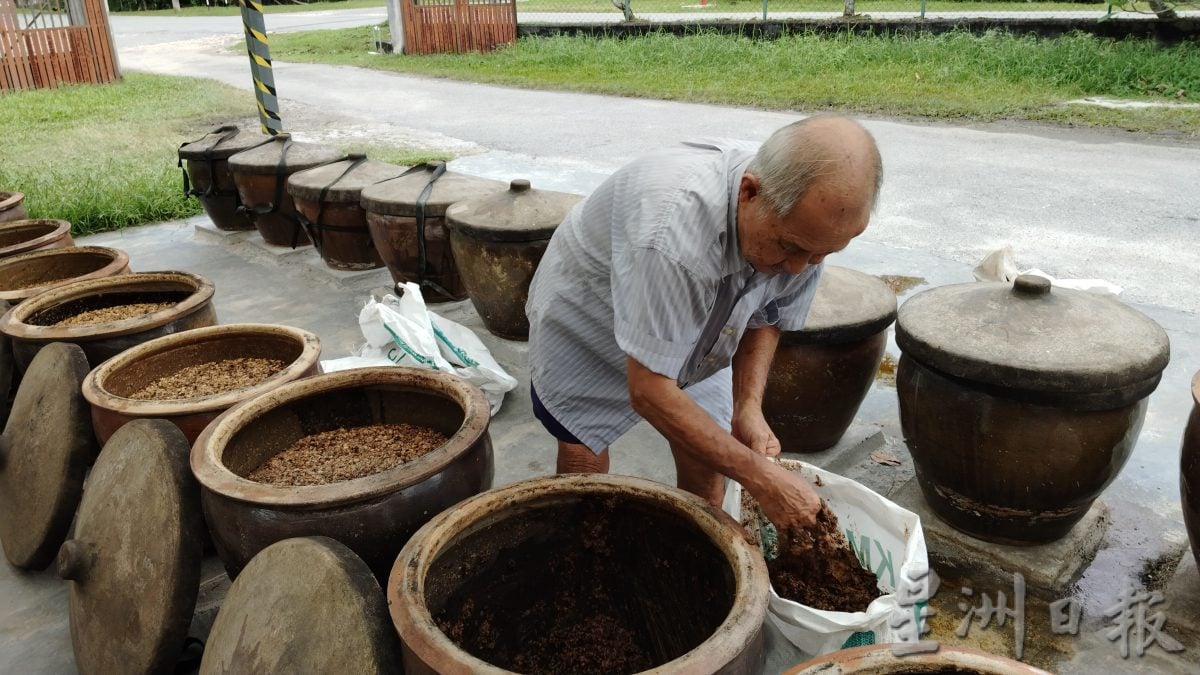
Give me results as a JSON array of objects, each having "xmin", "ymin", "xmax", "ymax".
[
  {"xmin": 370, "ymin": 161, "xmax": 452, "ymax": 298},
  {"xmin": 178, "ymin": 126, "xmax": 272, "ymax": 200},
  {"xmin": 296, "ymin": 155, "xmax": 369, "ymax": 254}
]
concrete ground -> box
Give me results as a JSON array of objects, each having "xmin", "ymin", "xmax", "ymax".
[{"xmin": 2, "ymin": 10, "xmax": 1199, "ymax": 673}]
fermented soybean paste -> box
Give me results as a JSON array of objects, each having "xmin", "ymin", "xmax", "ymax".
[
  {"xmin": 430, "ymin": 497, "xmax": 735, "ymax": 674},
  {"xmin": 769, "ymin": 501, "xmax": 881, "ymax": 612}
]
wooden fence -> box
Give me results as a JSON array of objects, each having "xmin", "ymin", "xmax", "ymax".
[
  {"xmin": 1, "ymin": 0, "xmax": 120, "ymax": 91},
  {"xmin": 400, "ymin": 0, "xmax": 516, "ymax": 55}
]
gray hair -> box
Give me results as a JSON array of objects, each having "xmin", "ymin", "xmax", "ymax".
[{"xmin": 747, "ymin": 117, "xmax": 884, "ymax": 217}]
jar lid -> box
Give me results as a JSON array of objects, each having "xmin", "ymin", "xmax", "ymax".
[
  {"xmin": 57, "ymin": 419, "xmax": 202, "ymax": 674},
  {"xmin": 227, "ymin": 133, "xmax": 346, "ymax": 175},
  {"xmin": 0, "ymin": 342, "xmax": 95, "ymax": 570},
  {"xmin": 200, "ymin": 537, "xmax": 400, "ymax": 673},
  {"xmin": 178, "ymin": 125, "xmax": 271, "ymax": 161},
  {"xmin": 780, "ymin": 266, "xmax": 897, "ymax": 345},
  {"xmin": 896, "ymin": 274, "xmax": 1170, "ymax": 399},
  {"xmin": 287, "ymin": 156, "xmax": 410, "ymax": 203},
  {"xmin": 445, "ymin": 179, "xmax": 582, "ymax": 243},
  {"xmin": 359, "ymin": 163, "xmax": 507, "ymax": 218}
]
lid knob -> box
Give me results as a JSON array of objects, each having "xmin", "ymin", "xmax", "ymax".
[
  {"xmin": 510, "ymin": 179, "xmax": 532, "ymax": 192},
  {"xmin": 347, "ymin": 153, "xmax": 368, "ymax": 161},
  {"xmin": 57, "ymin": 539, "xmax": 96, "ymax": 582},
  {"xmin": 1013, "ymin": 274, "xmax": 1051, "ymax": 296},
  {"xmin": 273, "ymin": 132, "xmax": 292, "ymax": 141}
]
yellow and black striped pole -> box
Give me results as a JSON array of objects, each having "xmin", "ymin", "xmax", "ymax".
[{"xmin": 238, "ymin": 0, "xmax": 283, "ymax": 135}]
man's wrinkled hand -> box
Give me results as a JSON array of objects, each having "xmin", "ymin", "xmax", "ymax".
[
  {"xmin": 732, "ymin": 407, "xmax": 781, "ymax": 458},
  {"xmin": 754, "ymin": 463, "xmax": 821, "ymax": 532}
]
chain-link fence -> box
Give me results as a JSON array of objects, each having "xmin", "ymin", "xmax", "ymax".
[{"xmin": 511, "ymin": 0, "xmax": 1197, "ymax": 24}]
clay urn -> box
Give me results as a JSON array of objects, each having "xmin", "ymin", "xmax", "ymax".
[
  {"xmin": 0, "ymin": 271, "xmax": 218, "ymax": 373},
  {"xmin": 762, "ymin": 266, "xmax": 897, "ymax": 452},
  {"xmin": 0, "ymin": 219, "xmax": 73, "ymax": 259},
  {"xmin": 785, "ymin": 644, "xmax": 1050, "ymax": 674},
  {"xmin": 178, "ymin": 125, "xmax": 275, "ymax": 231},
  {"xmin": 227, "ymin": 133, "xmax": 346, "ymax": 247},
  {"xmin": 445, "ymin": 179, "xmax": 581, "ymax": 340},
  {"xmin": 388, "ymin": 473, "xmax": 769, "ymax": 675},
  {"xmin": 895, "ymin": 274, "xmax": 1170, "ymax": 544},
  {"xmin": 0, "ymin": 191, "xmax": 28, "ymax": 224},
  {"xmin": 191, "ymin": 366, "xmax": 494, "ymax": 582},
  {"xmin": 287, "ymin": 155, "xmax": 408, "ymax": 271},
  {"xmin": 82, "ymin": 324, "xmax": 322, "ymax": 446},
  {"xmin": 1183, "ymin": 371, "xmax": 1200, "ymax": 569},
  {"xmin": 360, "ymin": 162, "xmax": 506, "ymax": 303},
  {"xmin": 0, "ymin": 246, "xmax": 130, "ymax": 305}
]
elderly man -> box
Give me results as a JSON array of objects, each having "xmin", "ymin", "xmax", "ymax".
[{"xmin": 526, "ymin": 116, "xmax": 882, "ymax": 533}]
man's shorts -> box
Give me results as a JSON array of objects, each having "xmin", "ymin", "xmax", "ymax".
[{"xmin": 530, "ymin": 381, "xmax": 585, "ymax": 446}]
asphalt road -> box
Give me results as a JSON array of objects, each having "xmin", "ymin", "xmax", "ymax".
[{"xmin": 111, "ymin": 12, "xmax": 1200, "ymax": 314}]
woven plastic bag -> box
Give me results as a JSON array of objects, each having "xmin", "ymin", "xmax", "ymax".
[
  {"xmin": 724, "ymin": 459, "xmax": 930, "ymax": 658},
  {"xmin": 321, "ymin": 283, "xmax": 517, "ymax": 415}
]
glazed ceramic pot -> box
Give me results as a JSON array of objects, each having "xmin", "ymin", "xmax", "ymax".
[
  {"xmin": 0, "ymin": 246, "xmax": 130, "ymax": 305},
  {"xmin": 82, "ymin": 324, "xmax": 322, "ymax": 446},
  {"xmin": 388, "ymin": 474, "xmax": 769, "ymax": 675},
  {"xmin": 287, "ymin": 155, "xmax": 407, "ymax": 270},
  {"xmin": 0, "ymin": 271, "xmax": 218, "ymax": 373},
  {"xmin": 0, "ymin": 219, "xmax": 73, "ymax": 259},
  {"xmin": 446, "ymin": 179, "xmax": 581, "ymax": 340},
  {"xmin": 191, "ymin": 367, "xmax": 494, "ymax": 582},
  {"xmin": 1182, "ymin": 371, "xmax": 1200, "ymax": 569},
  {"xmin": 763, "ymin": 266, "xmax": 896, "ymax": 452},
  {"xmin": 178, "ymin": 125, "xmax": 275, "ymax": 231},
  {"xmin": 896, "ymin": 275, "xmax": 1169, "ymax": 544},
  {"xmin": 360, "ymin": 162, "xmax": 506, "ymax": 303},
  {"xmin": 228, "ymin": 133, "xmax": 346, "ymax": 247},
  {"xmin": 785, "ymin": 644, "xmax": 1051, "ymax": 674},
  {"xmin": 0, "ymin": 191, "xmax": 28, "ymax": 224}
]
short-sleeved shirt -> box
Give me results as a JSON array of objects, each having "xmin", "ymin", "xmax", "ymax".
[{"xmin": 526, "ymin": 139, "xmax": 823, "ymax": 453}]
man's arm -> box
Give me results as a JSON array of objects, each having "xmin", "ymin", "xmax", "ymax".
[
  {"xmin": 627, "ymin": 356, "xmax": 820, "ymax": 530},
  {"xmin": 731, "ymin": 325, "xmax": 782, "ymax": 457}
]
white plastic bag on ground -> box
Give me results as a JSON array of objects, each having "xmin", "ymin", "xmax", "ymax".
[
  {"xmin": 321, "ymin": 283, "xmax": 517, "ymax": 414},
  {"xmin": 725, "ymin": 460, "xmax": 930, "ymax": 659},
  {"xmin": 973, "ymin": 246, "xmax": 1122, "ymax": 296}
]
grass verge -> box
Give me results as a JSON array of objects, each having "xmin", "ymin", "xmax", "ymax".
[
  {"xmin": 268, "ymin": 27, "xmax": 1200, "ymax": 136},
  {"xmin": 116, "ymin": 0, "xmax": 1109, "ymax": 15},
  {"xmin": 0, "ymin": 73, "xmax": 253, "ymax": 235},
  {"xmin": 0, "ymin": 73, "xmax": 454, "ymax": 234}
]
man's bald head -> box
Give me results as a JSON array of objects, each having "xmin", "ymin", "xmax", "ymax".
[{"xmin": 747, "ymin": 116, "xmax": 883, "ymax": 218}]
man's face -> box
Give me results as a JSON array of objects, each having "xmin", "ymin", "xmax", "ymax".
[{"xmin": 738, "ymin": 174, "xmax": 870, "ymax": 277}]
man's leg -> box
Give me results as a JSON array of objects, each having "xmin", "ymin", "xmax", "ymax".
[
  {"xmin": 557, "ymin": 442, "xmax": 610, "ymax": 474},
  {"xmin": 669, "ymin": 441, "xmax": 725, "ymax": 508}
]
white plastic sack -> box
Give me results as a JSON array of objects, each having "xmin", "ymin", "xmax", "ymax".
[
  {"xmin": 321, "ymin": 283, "xmax": 517, "ymax": 415},
  {"xmin": 725, "ymin": 461, "xmax": 930, "ymax": 659},
  {"xmin": 973, "ymin": 246, "xmax": 1122, "ymax": 296}
]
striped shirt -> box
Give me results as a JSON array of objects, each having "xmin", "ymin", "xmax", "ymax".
[{"xmin": 526, "ymin": 139, "xmax": 823, "ymax": 453}]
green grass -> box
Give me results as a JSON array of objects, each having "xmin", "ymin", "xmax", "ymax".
[
  {"xmin": 268, "ymin": 27, "xmax": 1200, "ymax": 135},
  {"xmin": 0, "ymin": 74, "xmax": 254, "ymax": 235},
  {"xmin": 115, "ymin": 0, "xmax": 1110, "ymax": 15},
  {"xmin": 0, "ymin": 73, "xmax": 455, "ymax": 234}
]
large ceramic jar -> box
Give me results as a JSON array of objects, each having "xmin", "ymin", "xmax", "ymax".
[
  {"xmin": 0, "ymin": 219, "xmax": 73, "ymax": 259},
  {"xmin": 896, "ymin": 274, "xmax": 1169, "ymax": 544},
  {"xmin": 1183, "ymin": 371, "xmax": 1200, "ymax": 569},
  {"xmin": 191, "ymin": 367, "xmax": 494, "ymax": 581},
  {"xmin": 227, "ymin": 133, "xmax": 346, "ymax": 247},
  {"xmin": 0, "ymin": 246, "xmax": 130, "ymax": 305},
  {"xmin": 389, "ymin": 474, "xmax": 769, "ymax": 675},
  {"xmin": 178, "ymin": 125, "xmax": 274, "ymax": 231},
  {"xmin": 0, "ymin": 271, "xmax": 218, "ymax": 373},
  {"xmin": 445, "ymin": 179, "xmax": 581, "ymax": 340},
  {"xmin": 287, "ymin": 155, "xmax": 408, "ymax": 270},
  {"xmin": 82, "ymin": 324, "xmax": 322, "ymax": 445},
  {"xmin": 360, "ymin": 162, "xmax": 506, "ymax": 303},
  {"xmin": 762, "ymin": 266, "xmax": 896, "ymax": 453},
  {"xmin": 0, "ymin": 191, "xmax": 27, "ymax": 224}
]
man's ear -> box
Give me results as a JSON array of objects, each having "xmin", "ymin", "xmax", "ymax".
[{"xmin": 739, "ymin": 172, "xmax": 761, "ymax": 203}]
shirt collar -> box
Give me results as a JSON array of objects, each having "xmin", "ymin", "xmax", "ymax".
[{"xmin": 725, "ymin": 154, "xmax": 754, "ymax": 277}]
